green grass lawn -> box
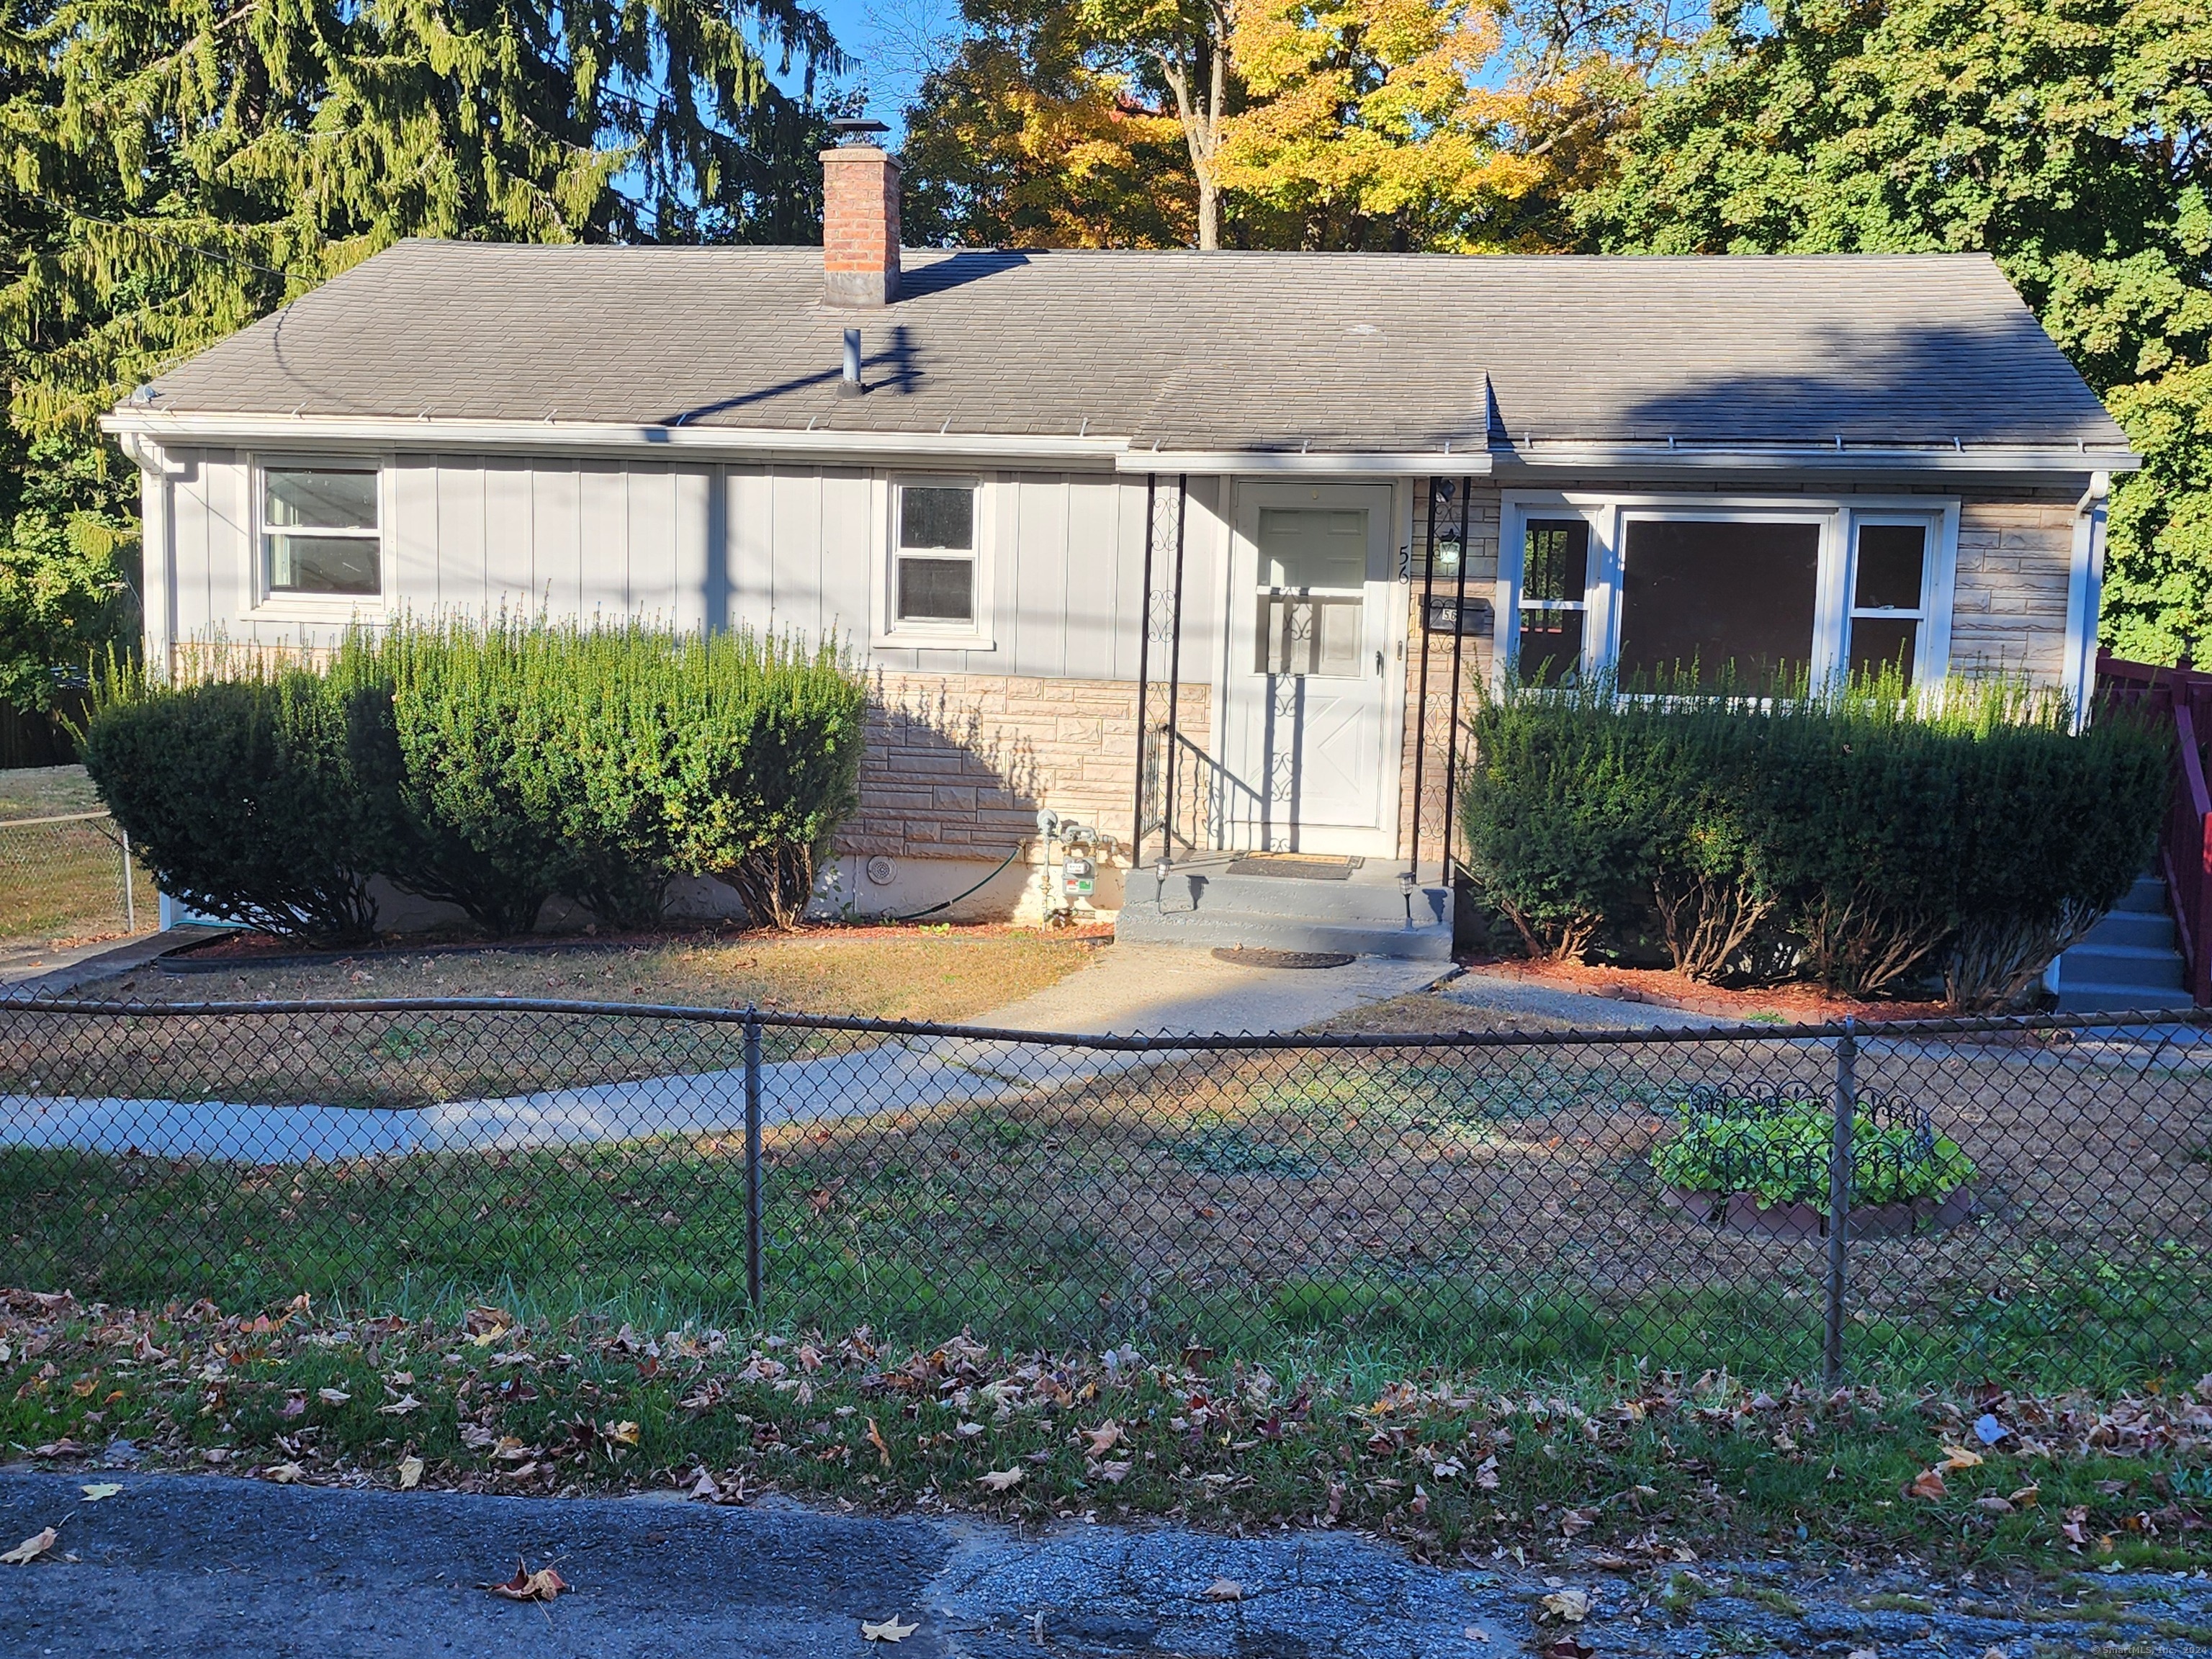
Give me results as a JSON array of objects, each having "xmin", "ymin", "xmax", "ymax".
[
  {"xmin": 0, "ymin": 809, "xmax": 145, "ymax": 945},
  {"xmin": 6, "ymin": 998, "xmax": 2207, "ymax": 1568},
  {"xmin": 6, "ymin": 1089, "xmax": 2204, "ymax": 1394},
  {"xmin": 4, "ymin": 1287, "xmax": 2208, "ymax": 1573}
]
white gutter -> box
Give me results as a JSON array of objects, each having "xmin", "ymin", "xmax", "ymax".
[
  {"xmin": 1491, "ymin": 443, "xmax": 2144, "ymax": 475},
  {"xmin": 1112, "ymin": 449, "xmax": 1495, "ymax": 477},
  {"xmin": 99, "ymin": 409, "xmax": 1133, "ymax": 467},
  {"xmin": 99, "ymin": 409, "xmax": 2144, "ymax": 479}
]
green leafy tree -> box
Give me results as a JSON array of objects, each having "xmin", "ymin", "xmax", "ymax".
[
  {"xmin": 0, "ymin": 0, "xmax": 845, "ymax": 714},
  {"xmin": 1573, "ymin": 0, "xmax": 2212, "ymax": 662}
]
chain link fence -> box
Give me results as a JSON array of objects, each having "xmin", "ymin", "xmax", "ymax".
[
  {"xmin": 0, "ymin": 811, "xmax": 142, "ymax": 945},
  {"xmin": 1, "ymin": 997, "xmax": 2206, "ymax": 1388}
]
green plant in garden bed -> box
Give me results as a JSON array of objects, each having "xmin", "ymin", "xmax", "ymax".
[{"xmin": 1650, "ymin": 1092, "xmax": 1975, "ymax": 1208}]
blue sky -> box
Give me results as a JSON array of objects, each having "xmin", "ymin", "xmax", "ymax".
[{"xmin": 770, "ymin": 0, "xmax": 960, "ymax": 140}]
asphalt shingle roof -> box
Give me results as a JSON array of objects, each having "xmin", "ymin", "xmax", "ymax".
[{"xmin": 140, "ymin": 241, "xmax": 2128, "ymax": 454}]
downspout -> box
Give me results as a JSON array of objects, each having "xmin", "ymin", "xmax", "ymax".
[
  {"xmin": 2063, "ymin": 470, "xmax": 2111, "ymax": 729},
  {"xmin": 118, "ymin": 432, "xmax": 179, "ymax": 683}
]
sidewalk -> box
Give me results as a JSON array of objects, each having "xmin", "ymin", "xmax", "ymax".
[{"xmin": 5, "ymin": 1468, "xmax": 2208, "ymax": 1658}]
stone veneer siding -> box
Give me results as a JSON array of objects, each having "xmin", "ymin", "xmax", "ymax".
[
  {"xmin": 1948, "ymin": 490, "xmax": 2082, "ymax": 683},
  {"xmin": 839, "ymin": 670, "xmax": 1211, "ymax": 866}
]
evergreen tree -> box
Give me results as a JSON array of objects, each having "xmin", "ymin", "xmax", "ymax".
[{"xmin": 0, "ymin": 0, "xmax": 846, "ymax": 713}]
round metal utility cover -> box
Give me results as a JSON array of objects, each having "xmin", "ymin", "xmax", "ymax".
[{"xmin": 1210, "ymin": 946, "xmax": 1354, "ymax": 971}]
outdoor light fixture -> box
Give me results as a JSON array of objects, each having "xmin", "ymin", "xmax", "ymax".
[
  {"xmin": 1398, "ymin": 868, "xmax": 1416, "ymax": 926},
  {"xmin": 1434, "ymin": 523, "xmax": 1463, "ymax": 576}
]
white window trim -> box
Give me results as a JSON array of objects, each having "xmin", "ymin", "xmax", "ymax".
[
  {"xmin": 245, "ymin": 453, "xmax": 393, "ymax": 624},
  {"xmin": 1498, "ymin": 492, "xmax": 1960, "ymax": 691},
  {"xmin": 871, "ymin": 472, "xmax": 997, "ymax": 652}
]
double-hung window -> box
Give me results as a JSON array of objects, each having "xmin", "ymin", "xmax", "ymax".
[
  {"xmin": 261, "ymin": 465, "xmax": 382, "ymax": 597},
  {"xmin": 894, "ymin": 480, "xmax": 981, "ymax": 629},
  {"xmin": 1845, "ymin": 521, "xmax": 1930, "ymax": 685},
  {"xmin": 1516, "ymin": 518, "xmax": 1591, "ymax": 681}
]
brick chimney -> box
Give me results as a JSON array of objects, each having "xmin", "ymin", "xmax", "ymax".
[{"xmin": 822, "ymin": 138, "xmax": 901, "ymax": 308}]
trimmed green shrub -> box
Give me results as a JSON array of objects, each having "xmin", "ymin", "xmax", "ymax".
[
  {"xmin": 1651, "ymin": 1092, "xmax": 1976, "ymax": 1208},
  {"xmin": 654, "ymin": 634, "xmax": 867, "ymax": 928},
  {"xmin": 78, "ymin": 660, "xmax": 394, "ymax": 940},
  {"xmin": 84, "ymin": 621, "xmax": 867, "ymax": 940},
  {"xmin": 1459, "ymin": 675, "xmax": 2172, "ymax": 1006},
  {"xmin": 354, "ymin": 618, "xmax": 866, "ymax": 933}
]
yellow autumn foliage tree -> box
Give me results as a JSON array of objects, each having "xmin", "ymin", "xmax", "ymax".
[
  {"xmin": 904, "ymin": 0, "xmax": 1197, "ymax": 250},
  {"xmin": 1218, "ymin": 0, "xmax": 1693, "ymax": 249}
]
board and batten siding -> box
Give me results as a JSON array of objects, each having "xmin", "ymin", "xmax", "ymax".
[{"xmin": 157, "ymin": 449, "xmax": 1177, "ymax": 688}]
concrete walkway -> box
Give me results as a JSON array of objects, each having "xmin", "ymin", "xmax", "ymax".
[
  {"xmin": 966, "ymin": 941, "xmax": 1446, "ymax": 1036},
  {"xmin": 0, "ymin": 927, "xmax": 225, "ymax": 998},
  {"xmin": 0, "ymin": 943, "xmax": 1447, "ymax": 1163},
  {"xmin": 6, "ymin": 1468, "xmax": 2211, "ymax": 1658}
]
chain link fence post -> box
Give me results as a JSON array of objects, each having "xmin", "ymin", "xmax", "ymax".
[
  {"xmin": 1822, "ymin": 1016, "xmax": 1858, "ymax": 1387},
  {"xmin": 121, "ymin": 829, "xmax": 135, "ymax": 934},
  {"xmin": 744, "ymin": 1003, "xmax": 765, "ymax": 1313}
]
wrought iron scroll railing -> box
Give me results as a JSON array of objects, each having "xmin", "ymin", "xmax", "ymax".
[{"xmin": 1138, "ymin": 725, "xmax": 1263, "ymax": 858}]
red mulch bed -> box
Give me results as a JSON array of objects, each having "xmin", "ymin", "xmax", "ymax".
[{"xmin": 1457, "ymin": 953, "xmax": 1956, "ymax": 1023}]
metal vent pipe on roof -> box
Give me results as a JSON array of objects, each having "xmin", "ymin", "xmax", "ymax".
[{"xmin": 839, "ymin": 328, "xmax": 865, "ymax": 397}]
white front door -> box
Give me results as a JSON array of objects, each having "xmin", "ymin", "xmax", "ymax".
[{"xmin": 1215, "ymin": 482, "xmax": 1401, "ymax": 855}]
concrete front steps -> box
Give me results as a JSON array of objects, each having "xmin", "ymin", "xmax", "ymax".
[
  {"xmin": 2051, "ymin": 873, "xmax": 2196, "ymax": 1013},
  {"xmin": 1113, "ymin": 855, "xmax": 1455, "ymax": 961}
]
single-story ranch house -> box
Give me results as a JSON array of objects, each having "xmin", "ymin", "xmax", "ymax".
[{"xmin": 102, "ymin": 139, "xmax": 2136, "ymax": 956}]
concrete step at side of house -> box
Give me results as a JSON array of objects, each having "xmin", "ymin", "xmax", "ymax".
[
  {"xmin": 2078, "ymin": 907, "xmax": 2176, "ymax": 953},
  {"xmin": 1113, "ymin": 904, "xmax": 1455, "ymax": 961},
  {"xmin": 2058, "ymin": 943, "xmax": 2186, "ymax": 992},
  {"xmin": 2047, "ymin": 980, "xmax": 2198, "ymax": 1014},
  {"xmin": 2113, "ymin": 873, "xmax": 2170, "ymax": 914},
  {"xmin": 2054, "ymin": 869, "xmax": 2195, "ymax": 1014},
  {"xmin": 1140, "ymin": 870, "xmax": 1452, "ymax": 927}
]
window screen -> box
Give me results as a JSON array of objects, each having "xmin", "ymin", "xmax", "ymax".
[
  {"xmin": 1258, "ymin": 508, "xmax": 1367, "ymax": 589},
  {"xmin": 895, "ymin": 482, "xmax": 979, "ymax": 626},
  {"xmin": 900, "ymin": 485, "xmax": 974, "ymax": 552},
  {"xmin": 1522, "ymin": 519, "xmax": 1588, "ymax": 603},
  {"xmin": 1256, "ymin": 595, "xmax": 1363, "ymax": 675},
  {"xmin": 1617, "ymin": 519, "xmax": 1820, "ymax": 691},
  {"xmin": 1254, "ymin": 506, "xmax": 1367, "ymax": 677},
  {"xmin": 263, "ymin": 467, "xmax": 380, "ymax": 595},
  {"xmin": 1853, "ymin": 525, "xmax": 1925, "ymax": 610}
]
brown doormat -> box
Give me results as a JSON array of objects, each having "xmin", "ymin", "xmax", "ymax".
[
  {"xmin": 1212, "ymin": 946, "xmax": 1356, "ymax": 970},
  {"xmin": 1223, "ymin": 854, "xmax": 1358, "ymax": 881}
]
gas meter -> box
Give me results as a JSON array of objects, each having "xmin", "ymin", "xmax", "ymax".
[{"xmin": 1060, "ymin": 851, "xmax": 1097, "ymax": 900}]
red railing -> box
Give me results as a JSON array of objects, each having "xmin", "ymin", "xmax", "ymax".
[{"xmin": 2096, "ymin": 648, "xmax": 2212, "ymax": 1005}]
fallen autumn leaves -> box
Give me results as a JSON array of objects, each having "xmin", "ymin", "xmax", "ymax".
[{"xmin": 3, "ymin": 1287, "xmax": 2209, "ymax": 1570}]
